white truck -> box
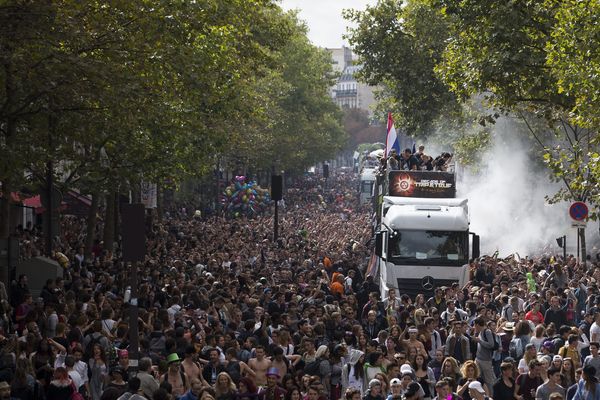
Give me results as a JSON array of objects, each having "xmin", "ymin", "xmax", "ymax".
[
  {"xmin": 359, "ymin": 167, "xmax": 377, "ymax": 205},
  {"xmin": 374, "ymin": 170, "xmax": 480, "ymax": 298},
  {"xmin": 358, "ymin": 149, "xmax": 384, "ymax": 205}
]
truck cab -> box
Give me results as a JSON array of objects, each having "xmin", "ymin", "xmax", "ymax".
[
  {"xmin": 374, "ymin": 170, "xmax": 479, "ymax": 298},
  {"xmin": 359, "ymin": 167, "xmax": 377, "ymax": 205}
]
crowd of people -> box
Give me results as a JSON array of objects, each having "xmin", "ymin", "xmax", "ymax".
[
  {"xmin": 0, "ymin": 169, "xmax": 599, "ymax": 400},
  {"xmin": 385, "ymin": 146, "xmax": 453, "ymax": 172}
]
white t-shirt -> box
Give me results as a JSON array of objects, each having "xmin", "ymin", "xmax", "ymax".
[
  {"xmin": 590, "ymin": 322, "xmax": 600, "ymax": 342},
  {"xmin": 518, "ymin": 358, "xmax": 529, "ymax": 374},
  {"xmin": 69, "ymin": 370, "xmax": 84, "ymax": 390}
]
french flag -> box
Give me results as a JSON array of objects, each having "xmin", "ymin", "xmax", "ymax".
[{"xmin": 386, "ymin": 112, "xmax": 400, "ymax": 157}]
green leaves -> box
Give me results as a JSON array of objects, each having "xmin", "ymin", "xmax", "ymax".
[{"xmin": 0, "ymin": 0, "xmax": 344, "ymax": 197}]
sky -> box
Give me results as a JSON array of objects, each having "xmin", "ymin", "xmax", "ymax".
[{"xmin": 279, "ymin": 0, "xmax": 378, "ymax": 48}]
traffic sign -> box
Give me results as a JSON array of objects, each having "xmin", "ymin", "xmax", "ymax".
[
  {"xmin": 572, "ymin": 221, "xmax": 587, "ymax": 228},
  {"xmin": 569, "ymin": 201, "xmax": 588, "ymax": 221}
]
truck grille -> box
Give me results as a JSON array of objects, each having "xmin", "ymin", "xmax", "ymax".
[{"xmin": 396, "ymin": 277, "xmax": 458, "ymax": 298}]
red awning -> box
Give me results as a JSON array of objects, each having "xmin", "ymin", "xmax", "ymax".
[{"xmin": 22, "ymin": 195, "xmax": 42, "ymax": 208}]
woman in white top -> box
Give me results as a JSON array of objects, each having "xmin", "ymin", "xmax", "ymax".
[{"xmin": 341, "ymin": 349, "xmax": 366, "ymax": 395}]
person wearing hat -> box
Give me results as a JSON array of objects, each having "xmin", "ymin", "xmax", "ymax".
[
  {"xmin": 258, "ymin": 368, "xmax": 286, "ymax": 400},
  {"xmin": 341, "ymin": 349, "xmax": 366, "ymax": 396},
  {"xmin": 402, "ymin": 326, "xmax": 428, "ymax": 359},
  {"xmin": 402, "ymin": 382, "xmax": 422, "ymax": 400},
  {"xmin": 105, "ymin": 366, "xmax": 127, "ymax": 396},
  {"xmin": 388, "ymin": 378, "xmax": 402, "ymax": 399},
  {"xmin": 160, "ymin": 353, "xmax": 190, "ymax": 398},
  {"xmin": 553, "ymin": 355, "xmax": 564, "ymax": 370},
  {"xmin": 518, "ymin": 344, "xmax": 539, "ymax": 374},
  {"xmin": 467, "ymin": 381, "xmax": 490, "ymax": 400},
  {"xmin": 116, "ymin": 349, "xmax": 131, "ymax": 382},
  {"xmin": 363, "ymin": 379, "xmax": 384, "ymax": 400}
]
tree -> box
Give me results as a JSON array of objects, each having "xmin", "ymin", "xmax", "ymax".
[
  {"xmin": 230, "ymin": 10, "xmax": 346, "ymax": 174},
  {"xmin": 343, "ymin": 109, "xmax": 385, "ymax": 149},
  {"xmin": 436, "ymin": 0, "xmax": 597, "ymax": 259},
  {"xmin": 546, "ymin": 0, "xmax": 600, "ymax": 131},
  {"xmin": 344, "ymin": 0, "xmax": 463, "ymax": 137},
  {"xmin": 1, "ymin": 1, "xmax": 346, "ymax": 246}
]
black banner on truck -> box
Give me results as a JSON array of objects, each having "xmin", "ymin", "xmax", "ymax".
[{"xmin": 388, "ymin": 171, "xmax": 456, "ymax": 198}]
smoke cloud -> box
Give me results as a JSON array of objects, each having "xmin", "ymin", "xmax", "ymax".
[{"xmin": 455, "ymin": 117, "xmax": 599, "ymax": 258}]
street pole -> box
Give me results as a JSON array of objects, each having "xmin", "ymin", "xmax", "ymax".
[
  {"xmin": 274, "ymin": 200, "xmax": 278, "ymax": 243},
  {"xmin": 129, "ymin": 261, "xmax": 139, "ymax": 364},
  {"xmin": 577, "ymin": 230, "xmax": 580, "ymax": 263},
  {"xmin": 562, "ymin": 235, "xmax": 567, "ymax": 261},
  {"xmin": 121, "ymin": 203, "xmax": 145, "ymax": 373}
]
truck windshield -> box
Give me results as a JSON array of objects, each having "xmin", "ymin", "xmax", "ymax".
[
  {"xmin": 388, "ymin": 230, "xmax": 468, "ymax": 266},
  {"xmin": 361, "ymin": 181, "xmax": 374, "ymax": 194}
]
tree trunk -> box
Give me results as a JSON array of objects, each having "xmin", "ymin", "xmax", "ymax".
[
  {"xmin": 0, "ymin": 180, "xmax": 11, "ymax": 239},
  {"xmin": 156, "ymin": 183, "xmax": 163, "ymax": 222},
  {"xmin": 103, "ymin": 190, "xmax": 116, "ymax": 252},
  {"xmin": 580, "ymin": 228, "xmax": 587, "ymax": 264},
  {"xmin": 84, "ymin": 191, "xmax": 99, "ymax": 259}
]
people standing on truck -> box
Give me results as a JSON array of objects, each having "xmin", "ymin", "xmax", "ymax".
[
  {"xmin": 400, "ymin": 149, "xmax": 419, "ymax": 171},
  {"xmin": 419, "ymin": 154, "xmax": 434, "ymax": 171},
  {"xmin": 387, "ymin": 150, "xmax": 400, "ymax": 171},
  {"xmin": 434, "ymin": 153, "xmax": 453, "ymax": 171}
]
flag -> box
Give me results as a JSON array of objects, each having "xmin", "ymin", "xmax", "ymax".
[{"xmin": 386, "ymin": 112, "xmax": 400, "ymax": 157}]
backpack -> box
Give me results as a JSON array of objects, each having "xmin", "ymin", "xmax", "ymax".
[
  {"xmin": 304, "ymin": 359, "xmax": 321, "ymax": 376},
  {"xmin": 162, "ymin": 370, "xmax": 187, "ymax": 387},
  {"xmin": 485, "ymin": 329, "xmax": 500, "ymax": 351},
  {"xmin": 502, "ymin": 305, "xmax": 513, "ymax": 321},
  {"xmin": 225, "ymin": 360, "xmax": 241, "ymax": 384},
  {"xmin": 71, "ymin": 382, "xmax": 84, "ymax": 400},
  {"xmin": 509, "ymin": 337, "xmax": 524, "ymax": 359}
]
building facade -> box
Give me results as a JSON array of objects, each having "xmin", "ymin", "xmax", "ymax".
[{"xmin": 326, "ymin": 47, "xmax": 376, "ymax": 115}]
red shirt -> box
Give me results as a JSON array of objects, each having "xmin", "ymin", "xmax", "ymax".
[{"xmin": 525, "ymin": 310, "xmax": 544, "ymax": 324}]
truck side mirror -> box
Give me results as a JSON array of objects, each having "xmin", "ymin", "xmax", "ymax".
[
  {"xmin": 375, "ymin": 232, "xmax": 384, "ymax": 259},
  {"xmin": 472, "ymin": 234, "xmax": 480, "ymax": 259}
]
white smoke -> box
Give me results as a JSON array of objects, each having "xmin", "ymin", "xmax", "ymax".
[{"xmin": 455, "ymin": 117, "xmax": 599, "ymax": 258}]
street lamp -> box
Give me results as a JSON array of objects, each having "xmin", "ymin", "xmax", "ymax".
[{"xmin": 556, "ymin": 235, "xmax": 566, "ymax": 261}]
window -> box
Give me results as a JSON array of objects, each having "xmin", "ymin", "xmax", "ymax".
[
  {"xmin": 388, "ymin": 230, "xmax": 468, "ymax": 266},
  {"xmin": 361, "ymin": 181, "xmax": 374, "ymax": 194}
]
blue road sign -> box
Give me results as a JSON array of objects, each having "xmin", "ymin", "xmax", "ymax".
[{"xmin": 569, "ymin": 201, "xmax": 588, "ymax": 221}]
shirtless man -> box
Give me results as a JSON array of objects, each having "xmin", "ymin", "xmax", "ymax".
[
  {"xmin": 181, "ymin": 346, "xmax": 206, "ymax": 384},
  {"xmin": 160, "ymin": 353, "xmax": 190, "ymax": 398},
  {"xmin": 249, "ymin": 345, "xmax": 272, "ymax": 387},
  {"xmin": 403, "ymin": 326, "xmax": 428, "ymax": 358}
]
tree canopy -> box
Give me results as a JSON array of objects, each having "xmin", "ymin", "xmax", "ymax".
[
  {"xmin": 345, "ymin": 0, "xmax": 600, "ymax": 255},
  {"xmin": 0, "ymin": 0, "xmax": 346, "ymax": 237}
]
